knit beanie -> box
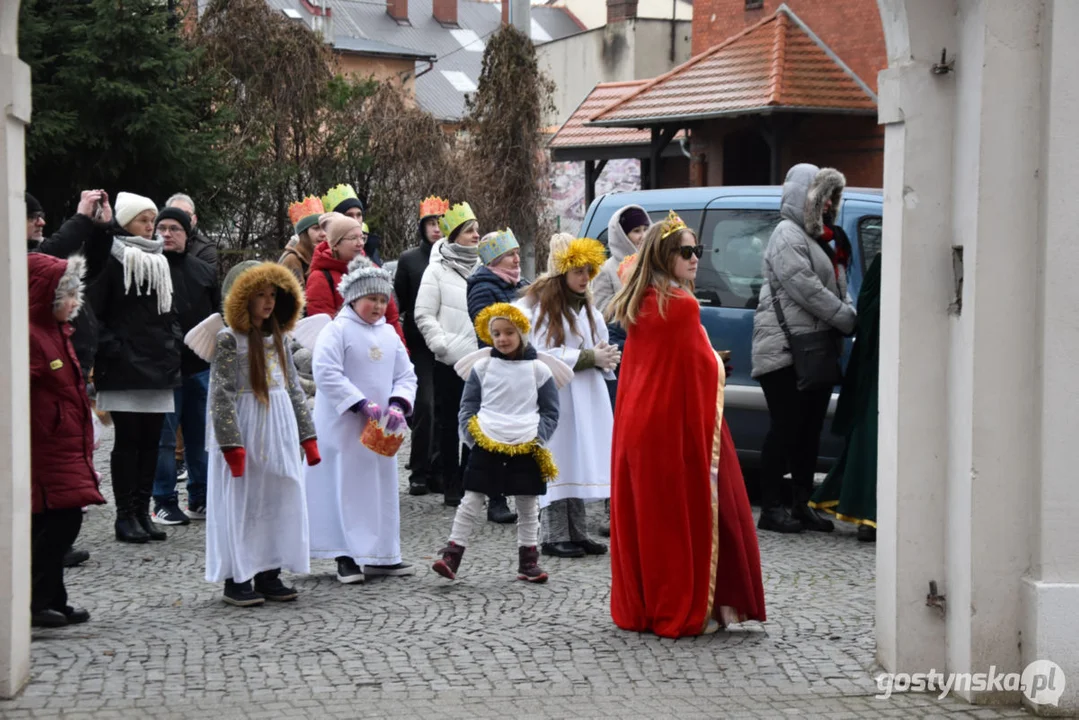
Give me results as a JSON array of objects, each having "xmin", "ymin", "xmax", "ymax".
[
  {"xmin": 338, "ymin": 255, "xmax": 393, "ymax": 305},
  {"xmin": 318, "ymin": 211, "xmax": 344, "ymax": 231},
  {"xmin": 326, "ymin": 214, "xmax": 363, "ymax": 248},
  {"xmin": 25, "ymin": 192, "xmax": 43, "ymax": 217},
  {"xmin": 114, "ymin": 192, "xmax": 158, "ymax": 230},
  {"xmin": 618, "ymin": 207, "xmax": 650, "ymax": 235},
  {"xmin": 155, "ymin": 207, "xmax": 192, "ymax": 237},
  {"xmin": 546, "ymin": 232, "xmax": 575, "ymax": 275},
  {"xmin": 332, "ymin": 197, "xmax": 364, "ymax": 217}
]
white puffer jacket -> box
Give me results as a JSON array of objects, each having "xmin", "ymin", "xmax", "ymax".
[{"xmin": 415, "ymin": 239, "xmax": 480, "ymax": 366}]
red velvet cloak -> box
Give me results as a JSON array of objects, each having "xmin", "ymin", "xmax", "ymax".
[{"xmin": 610, "ymin": 288, "xmax": 766, "ymax": 637}]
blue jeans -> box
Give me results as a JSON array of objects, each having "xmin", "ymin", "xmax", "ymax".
[{"xmin": 153, "ymin": 371, "xmax": 209, "ymax": 507}]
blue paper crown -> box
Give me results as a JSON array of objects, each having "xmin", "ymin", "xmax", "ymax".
[{"xmin": 478, "ymin": 228, "xmax": 520, "ymax": 265}]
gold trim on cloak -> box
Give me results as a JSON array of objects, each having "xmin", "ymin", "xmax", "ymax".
[{"xmin": 702, "ymin": 351, "xmax": 725, "ymax": 633}]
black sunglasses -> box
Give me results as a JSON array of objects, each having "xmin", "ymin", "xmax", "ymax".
[{"xmin": 674, "ymin": 244, "xmax": 704, "ymax": 260}]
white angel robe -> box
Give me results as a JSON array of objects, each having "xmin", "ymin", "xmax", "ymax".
[
  {"xmin": 306, "ymin": 305, "xmax": 418, "ymax": 565},
  {"xmin": 205, "ymin": 330, "xmax": 315, "ymax": 584},
  {"xmin": 519, "ymin": 300, "xmax": 614, "ymax": 508}
]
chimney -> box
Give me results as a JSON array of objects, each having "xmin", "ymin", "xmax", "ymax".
[
  {"xmin": 387, "ymin": 0, "xmax": 408, "ymax": 22},
  {"xmin": 607, "ymin": 0, "xmax": 638, "ymax": 23},
  {"xmin": 501, "ymin": 0, "xmax": 529, "ymax": 32},
  {"xmin": 433, "ymin": 0, "xmax": 457, "ymax": 25}
]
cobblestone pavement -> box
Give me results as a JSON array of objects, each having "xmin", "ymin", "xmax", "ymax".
[{"xmin": 1, "ymin": 429, "xmax": 1034, "ymax": 719}]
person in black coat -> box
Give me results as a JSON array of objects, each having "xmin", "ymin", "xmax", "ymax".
[
  {"xmin": 87, "ymin": 192, "xmax": 182, "ymax": 545},
  {"xmin": 393, "ymin": 200, "xmax": 446, "ymax": 496},
  {"xmin": 165, "ymin": 194, "xmax": 217, "ymax": 272},
  {"xmin": 150, "ymin": 207, "xmax": 220, "ymax": 526}
]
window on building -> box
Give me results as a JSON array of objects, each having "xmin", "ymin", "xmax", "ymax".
[
  {"xmin": 858, "ymin": 216, "xmax": 882, "ymax": 273},
  {"xmin": 745, "ymin": 0, "xmax": 764, "ymax": 9}
]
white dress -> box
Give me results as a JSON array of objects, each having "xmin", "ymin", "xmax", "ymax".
[
  {"xmin": 306, "ymin": 306, "xmax": 418, "ymax": 565},
  {"xmin": 520, "ymin": 300, "xmax": 614, "ymax": 508},
  {"xmin": 205, "ymin": 330, "xmax": 316, "ymax": 584}
]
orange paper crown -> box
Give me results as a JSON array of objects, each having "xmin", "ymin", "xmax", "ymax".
[
  {"xmin": 288, "ymin": 196, "xmax": 325, "ymax": 226},
  {"xmin": 660, "ymin": 209, "xmax": 688, "ymax": 239},
  {"xmin": 419, "ymin": 196, "xmax": 450, "ymax": 220}
]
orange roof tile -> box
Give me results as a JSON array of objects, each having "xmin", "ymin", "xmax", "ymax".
[
  {"xmin": 589, "ymin": 5, "xmax": 877, "ymax": 127},
  {"xmin": 548, "ymin": 81, "xmax": 654, "ymax": 150}
]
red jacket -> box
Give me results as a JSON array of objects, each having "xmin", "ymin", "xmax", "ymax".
[
  {"xmin": 28, "ymin": 254, "xmax": 106, "ymax": 514},
  {"xmin": 304, "ymin": 242, "xmax": 406, "ymax": 345}
]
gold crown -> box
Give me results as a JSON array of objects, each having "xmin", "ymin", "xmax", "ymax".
[
  {"xmin": 659, "ymin": 210, "xmax": 688, "ymax": 239},
  {"xmin": 419, "ymin": 196, "xmax": 450, "ymax": 219},
  {"xmin": 439, "ymin": 202, "xmax": 477, "ymax": 239},
  {"xmin": 474, "ymin": 303, "xmax": 531, "ymax": 347},
  {"xmin": 553, "ymin": 238, "xmax": 607, "ymax": 280},
  {"xmin": 288, "ymin": 196, "xmax": 325, "ymax": 226}
]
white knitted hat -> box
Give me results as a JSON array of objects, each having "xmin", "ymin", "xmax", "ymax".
[
  {"xmin": 338, "ymin": 255, "xmax": 393, "ymax": 305},
  {"xmin": 114, "ymin": 192, "xmax": 158, "ymax": 230}
]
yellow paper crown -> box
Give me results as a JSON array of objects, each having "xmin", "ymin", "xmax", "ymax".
[
  {"xmin": 439, "ymin": 202, "xmax": 477, "ymax": 239},
  {"xmin": 553, "ymin": 238, "xmax": 607, "ymax": 280},
  {"xmin": 321, "ymin": 184, "xmax": 360, "ymax": 214},
  {"xmin": 419, "ymin": 196, "xmax": 450, "ymax": 220},
  {"xmin": 474, "ymin": 302, "xmax": 531, "ymax": 347},
  {"xmin": 288, "ymin": 196, "xmax": 325, "ymax": 227},
  {"xmin": 660, "ymin": 209, "xmax": 688, "ymax": 239}
]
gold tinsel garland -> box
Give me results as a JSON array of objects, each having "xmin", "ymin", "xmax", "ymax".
[{"xmin": 467, "ymin": 415, "xmax": 558, "ymax": 482}]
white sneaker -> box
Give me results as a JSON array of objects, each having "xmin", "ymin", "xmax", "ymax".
[
  {"xmin": 186, "ymin": 506, "xmax": 206, "ymax": 521},
  {"xmin": 364, "ymin": 562, "xmax": 416, "ymax": 577}
]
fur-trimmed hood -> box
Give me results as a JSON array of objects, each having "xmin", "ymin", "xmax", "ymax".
[
  {"xmin": 28, "ymin": 253, "xmax": 85, "ymax": 326},
  {"xmin": 780, "ymin": 164, "xmax": 846, "ymax": 238},
  {"xmin": 223, "ymin": 261, "xmax": 305, "ymax": 334}
]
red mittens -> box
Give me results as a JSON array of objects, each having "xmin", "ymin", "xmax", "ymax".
[
  {"xmin": 223, "ymin": 447, "xmax": 246, "ymax": 478},
  {"xmin": 301, "ymin": 438, "xmax": 321, "ymax": 467}
]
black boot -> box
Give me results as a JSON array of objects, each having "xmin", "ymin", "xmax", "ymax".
[
  {"xmin": 63, "ymin": 547, "xmax": 90, "ymax": 568},
  {"xmin": 112, "ymin": 451, "xmax": 149, "ymax": 543},
  {"xmin": 223, "ymin": 579, "xmax": 264, "ymax": 607},
  {"xmin": 135, "ymin": 502, "xmax": 167, "ymax": 541},
  {"xmin": 757, "ymin": 507, "xmax": 803, "ymax": 534},
  {"xmin": 115, "ymin": 514, "xmax": 150, "ymax": 543},
  {"xmin": 253, "ymin": 569, "xmax": 298, "ymax": 601},
  {"xmin": 857, "ymin": 524, "xmax": 876, "ymax": 542},
  {"xmin": 541, "ymin": 542, "xmax": 586, "ymax": 558},
  {"xmin": 792, "ymin": 488, "xmax": 834, "ymax": 533},
  {"xmin": 408, "ymin": 479, "xmax": 430, "ymax": 496},
  {"xmin": 487, "ymin": 495, "xmax": 517, "ymax": 524}
]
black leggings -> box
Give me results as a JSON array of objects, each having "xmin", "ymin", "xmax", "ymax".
[
  {"xmin": 758, "ymin": 366, "xmax": 831, "ymax": 510},
  {"xmin": 433, "ymin": 362, "xmax": 470, "ymax": 502},
  {"xmin": 31, "ymin": 508, "xmax": 83, "ymax": 613},
  {"xmin": 110, "ymin": 411, "xmax": 165, "ymax": 516}
]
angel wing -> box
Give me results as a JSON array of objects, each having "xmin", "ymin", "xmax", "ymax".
[
  {"xmin": 292, "ymin": 313, "xmax": 333, "ymax": 352},
  {"xmin": 184, "ymin": 313, "xmax": 225, "ymax": 363},
  {"xmin": 535, "ymin": 351, "xmax": 574, "ymax": 389},
  {"xmin": 453, "ymin": 348, "xmax": 493, "ymax": 381}
]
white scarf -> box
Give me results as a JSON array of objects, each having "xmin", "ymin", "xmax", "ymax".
[{"xmin": 110, "ymin": 234, "xmax": 173, "ymax": 314}]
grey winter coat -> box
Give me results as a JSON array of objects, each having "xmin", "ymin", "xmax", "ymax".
[
  {"xmin": 751, "ymin": 164, "xmax": 857, "ymax": 379},
  {"xmin": 592, "ymin": 204, "xmax": 647, "ymax": 313}
]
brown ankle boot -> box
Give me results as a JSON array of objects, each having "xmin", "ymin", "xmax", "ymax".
[
  {"xmin": 516, "ymin": 545, "xmax": 548, "ymax": 584},
  {"xmin": 432, "ymin": 542, "xmax": 465, "ymax": 580}
]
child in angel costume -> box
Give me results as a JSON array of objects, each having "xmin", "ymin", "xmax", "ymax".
[
  {"xmin": 184, "ymin": 261, "xmax": 321, "ymax": 607},
  {"xmin": 431, "ymin": 303, "xmax": 572, "ymax": 583},
  {"xmin": 296, "ymin": 256, "xmax": 418, "ymax": 585}
]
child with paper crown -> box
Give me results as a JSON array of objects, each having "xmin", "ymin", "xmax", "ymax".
[
  {"xmin": 279, "ymin": 196, "xmax": 327, "ymax": 285},
  {"xmin": 520, "ymin": 234, "xmax": 620, "ymax": 559},
  {"xmin": 199, "ymin": 262, "xmax": 321, "ymax": 608},
  {"xmin": 432, "ymin": 304, "xmax": 572, "ymax": 583},
  {"xmin": 305, "ymin": 255, "xmax": 418, "ymax": 585}
]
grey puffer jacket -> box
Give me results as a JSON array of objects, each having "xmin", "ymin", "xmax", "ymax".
[
  {"xmin": 593, "ymin": 204, "xmax": 647, "ymax": 313},
  {"xmin": 751, "ymin": 163, "xmax": 857, "ymax": 379}
]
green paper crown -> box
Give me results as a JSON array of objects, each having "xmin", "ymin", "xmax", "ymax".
[
  {"xmin": 322, "ymin": 184, "xmax": 359, "ymax": 215},
  {"xmin": 439, "ymin": 202, "xmax": 477, "ymax": 239}
]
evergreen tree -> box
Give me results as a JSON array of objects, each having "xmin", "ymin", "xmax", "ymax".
[{"xmin": 19, "ymin": 0, "xmax": 222, "ymax": 225}]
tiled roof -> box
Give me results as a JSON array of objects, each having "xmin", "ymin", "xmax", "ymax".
[
  {"xmin": 333, "ymin": 35, "xmax": 435, "ymax": 60},
  {"xmin": 548, "ymin": 81, "xmax": 652, "ymax": 149},
  {"xmin": 589, "ymin": 4, "xmax": 877, "ymax": 127}
]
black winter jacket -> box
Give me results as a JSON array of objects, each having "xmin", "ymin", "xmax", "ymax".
[
  {"xmin": 466, "ymin": 266, "xmax": 529, "ymax": 347},
  {"xmin": 87, "ymin": 243, "xmax": 182, "ymax": 393},
  {"xmin": 186, "ymin": 228, "xmax": 218, "ymax": 272},
  {"xmin": 393, "ymin": 239, "xmax": 437, "ymax": 353},
  {"xmin": 167, "ymin": 250, "xmax": 220, "ymax": 376}
]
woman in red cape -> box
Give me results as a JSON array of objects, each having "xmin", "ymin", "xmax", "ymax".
[{"xmin": 607, "ymin": 211, "xmax": 766, "ymax": 637}]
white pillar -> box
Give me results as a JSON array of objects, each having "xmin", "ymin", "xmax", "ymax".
[
  {"xmin": 1022, "ymin": 0, "xmax": 1079, "ymax": 714},
  {"xmin": 0, "ymin": 0, "xmax": 33, "ymax": 699}
]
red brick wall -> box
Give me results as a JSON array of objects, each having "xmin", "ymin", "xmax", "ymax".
[
  {"xmin": 692, "ymin": 0, "xmax": 885, "ymax": 91},
  {"xmin": 783, "ymin": 115, "xmax": 883, "ymax": 188}
]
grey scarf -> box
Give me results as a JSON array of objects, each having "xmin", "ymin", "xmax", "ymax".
[
  {"xmin": 440, "ymin": 241, "xmax": 481, "ymax": 279},
  {"xmin": 110, "ymin": 234, "xmax": 173, "ymax": 314}
]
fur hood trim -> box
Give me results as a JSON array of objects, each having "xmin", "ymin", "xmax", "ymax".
[
  {"xmin": 54, "ymin": 254, "xmax": 87, "ymax": 321},
  {"xmin": 803, "ymin": 168, "xmax": 846, "ymax": 237},
  {"xmin": 223, "ymin": 262, "xmax": 305, "ymax": 334}
]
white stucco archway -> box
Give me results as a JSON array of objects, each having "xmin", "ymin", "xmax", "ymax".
[{"xmin": 0, "ymin": 0, "xmax": 33, "ymax": 699}]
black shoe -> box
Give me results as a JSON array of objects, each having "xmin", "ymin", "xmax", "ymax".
[
  {"xmin": 443, "ymin": 493, "xmax": 462, "ymax": 508},
  {"xmin": 408, "ymin": 480, "xmax": 430, "ymax": 497},
  {"xmin": 487, "ymin": 497, "xmax": 517, "ymax": 524},
  {"xmin": 62, "ymin": 548, "xmax": 90, "ymax": 568},
  {"xmin": 254, "ymin": 569, "xmax": 298, "ymax": 601},
  {"xmin": 31, "ymin": 609, "xmax": 68, "ymax": 628},
  {"xmin": 427, "ymin": 476, "xmax": 444, "ymax": 494},
  {"xmin": 857, "ymin": 525, "xmax": 877, "ymax": 542},
  {"xmin": 757, "ymin": 507, "xmax": 804, "ymax": 534},
  {"xmin": 114, "ymin": 515, "xmax": 150, "ymax": 543},
  {"xmin": 152, "ymin": 500, "xmax": 190, "ymax": 526},
  {"xmin": 176, "ymin": 459, "xmax": 188, "ymax": 481},
  {"xmin": 574, "ymin": 538, "xmax": 608, "ymax": 555},
  {"xmin": 62, "ymin": 606, "xmax": 90, "ymax": 625},
  {"xmin": 136, "ymin": 512, "xmax": 167, "ymax": 541},
  {"xmin": 598, "ymin": 524, "xmax": 610, "ymax": 538},
  {"xmin": 335, "ymin": 557, "xmax": 365, "ymax": 584},
  {"xmin": 541, "ymin": 542, "xmax": 586, "ymax": 558},
  {"xmin": 792, "ymin": 503, "xmax": 834, "ymax": 533},
  {"xmin": 223, "ymin": 579, "xmax": 264, "ymax": 607}
]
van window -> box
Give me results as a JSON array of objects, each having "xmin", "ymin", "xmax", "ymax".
[
  {"xmin": 696, "ymin": 209, "xmax": 781, "ymax": 310},
  {"xmin": 858, "ymin": 216, "xmax": 882, "ymax": 273},
  {"xmin": 593, "ymin": 209, "xmax": 703, "ymax": 246}
]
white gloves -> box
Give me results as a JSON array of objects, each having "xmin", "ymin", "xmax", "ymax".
[{"xmin": 593, "ymin": 341, "xmax": 622, "ymax": 372}]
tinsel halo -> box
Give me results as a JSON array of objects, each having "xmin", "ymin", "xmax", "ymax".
[
  {"xmin": 553, "ymin": 238, "xmax": 606, "ymax": 280},
  {"xmin": 474, "ymin": 302, "xmax": 530, "ymax": 347}
]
